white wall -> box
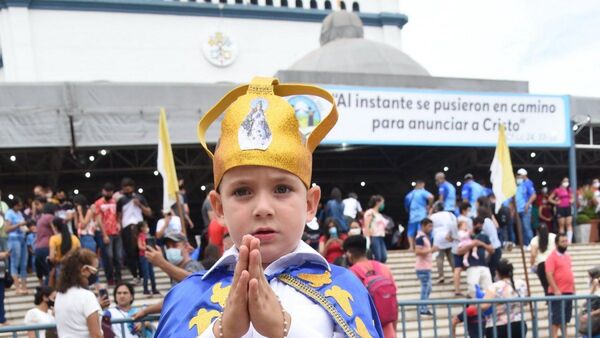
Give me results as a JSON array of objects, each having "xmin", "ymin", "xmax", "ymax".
[{"xmin": 0, "ymin": 7, "xmax": 403, "ymax": 82}]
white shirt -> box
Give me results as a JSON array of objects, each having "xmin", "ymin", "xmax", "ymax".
[
  {"xmin": 156, "ymin": 216, "xmax": 182, "ymax": 236},
  {"xmin": 24, "ymin": 307, "xmax": 55, "ymax": 338},
  {"xmin": 199, "ymin": 241, "xmax": 346, "ymax": 338},
  {"xmin": 107, "ymin": 307, "xmax": 138, "ymax": 338},
  {"xmin": 121, "ymin": 200, "xmax": 143, "ymax": 228},
  {"xmin": 482, "ymin": 218, "xmax": 502, "ymax": 249},
  {"xmin": 530, "ymin": 233, "xmax": 556, "ymax": 265},
  {"xmin": 55, "ymin": 287, "xmax": 102, "ymax": 338},
  {"xmin": 430, "ymin": 211, "xmax": 456, "ymax": 250},
  {"xmin": 342, "ymin": 197, "xmax": 362, "ymax": 219}
]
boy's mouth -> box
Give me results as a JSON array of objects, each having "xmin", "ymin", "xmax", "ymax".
[{"xmin": 252, "ymin": 227, "xmax": 277, "ymax": 236}]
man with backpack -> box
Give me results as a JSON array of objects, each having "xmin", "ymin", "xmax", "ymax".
[{"xmin": 343, "ymin": 235, "xmax": 398, "ymax": 338}]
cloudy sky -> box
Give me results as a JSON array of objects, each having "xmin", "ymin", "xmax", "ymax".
[{"xmin": 400, "ymin": 0, "xmax": 600, "ymax": 98}]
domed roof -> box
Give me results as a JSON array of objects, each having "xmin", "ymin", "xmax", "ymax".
[{"xmin": 289, "ymin": 11, "xmax": 430, "ymax": 77}]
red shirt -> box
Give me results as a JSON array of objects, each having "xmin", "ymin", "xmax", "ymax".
[
  {"xmin": 319, "ymin": 234, "xmax": 348, "ymax": 263},
  {"xmin": 94, "ymin": 197, "xmax": 118, "ymax": 236},
  {"xmin": 208, "ymin": 219, "xmax": 227, "ymax": 253},
  {"xmin": 545, "ymin": 249, "xmax": 575, "ymax": 294}
]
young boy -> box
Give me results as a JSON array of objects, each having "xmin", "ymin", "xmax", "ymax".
[
  {"xmin": 156, "ymin": 77, "xmax": 383, "ymax": 337},
  {"xmin": 414, "ymin": 218, "xmax": 438, "ymax": 316}
]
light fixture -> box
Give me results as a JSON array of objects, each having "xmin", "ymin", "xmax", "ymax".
[
  {"xmin": 84, "ymin": 172, "xmax": 91, "ymax": 178},
  {"xmin": 360, "ymin": 181, "xmax": 366, "ymax": 187},
  {"xmin": 89, "ymin": 155, "xmax": 95, "ymax": 162},
  {"xmin": 99, "ymin": 149, "xmax": 108, "ymax": 156},
  {"xmin": 456, "ymin": 181, "xmax": 462, "ymax": 187},
  {"xmin": 311, "ymin": 183, "xmax": 317, "ymax": 187},
  {"xmin": 9, "ymin": 155, "xmax": 16, "ymax": 162},
  {"xmin": 573, "ymin": 125, "xmax": 579, "ymax": 132},
  {"xmin": 530, "ymin": 152, "xmax": 536, "ymax": 158},
  {"xmin": 200, "ymin": 185, "xmax": 206, "ymax": 191},
  {"xmin": 443, "ymin": 166, "xmax": 449, "ymax": 172},
  {"xmin": 73, "ymin": 189, "xmax": 79, "ymax": 195},
  {"xmin": 411, "ymin": 181, "xmax": 416, "ymax": 187},
  {"xmin": 138, "ymin": 188, "xmax": 144, "ymax": 194},
  {"xmin": 542, "ymin": 181, "xmax": 547, "ymax": 186},
  {"xmin": 538, "ymin": 167, "xmax": 544, "ymax": 173},
  {"xmin": 7, "ymin": 194, "xmax": 14, "ymax": 200},
  {"xmin": 153, "ymin": 170, "xmax": 159, "ymax": 176},
  {"xmin": 341, "ymin": 142, "xmax": 348, "ymax": 148}
]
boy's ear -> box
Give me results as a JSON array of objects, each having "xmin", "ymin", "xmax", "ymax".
[
  {"xmin": 306, "ymin": 185, "xmax": 321, "ymax": 222},
  {"xmin": 209, "ymin": 190, "xmax": 225, "ymax": 220}
]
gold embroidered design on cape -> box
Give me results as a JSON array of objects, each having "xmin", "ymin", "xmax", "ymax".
[
  {"xmin": 296, "ymin": 271, "xmax": 332, "ymax": 288},
  {"xmin": 324, "ymin": 285, "xmax": 354, "ymax": 316}
]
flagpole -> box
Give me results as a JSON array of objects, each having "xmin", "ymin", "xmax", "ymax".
[
  {"xmin": 511, "ymin": 198, "xmax": 535, "ymax": 320},
  {"xmin": 175, "ymin": 193, "xmax": 187, "ymax": 237}
]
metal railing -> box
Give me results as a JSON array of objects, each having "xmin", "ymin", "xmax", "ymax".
[
  {"xmin": 398, "ymin": 294, "xmax": 599, "ymax": 338},
  {"xmin": 0, "ymin": 314, "xmax": 160, "ymax": 338}
]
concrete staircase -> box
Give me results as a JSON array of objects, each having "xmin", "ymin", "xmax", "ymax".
[{"xmin": 391, "ymin": 243, "xmax": 600, "ymax": 338}]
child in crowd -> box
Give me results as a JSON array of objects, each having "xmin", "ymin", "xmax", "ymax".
[
  {"xmin": 156, "ymin": 77, "xmax": 383, "ymax": 337},
  {"xmin": 26, "ymin": 222, "xmax": 37, "ymax": 275},
  {"xmin": 136, "ymin": 222, "xmax": 159, "ymax": 296},
  {"xmin": 457, "ymin": 220, "xmax": 479, "ymax": 267}
]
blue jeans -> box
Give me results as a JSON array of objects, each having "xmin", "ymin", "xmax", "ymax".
[
  {"xmin": 416, "ymin": 270, "xmax": 432, "ymax": 313},
  {"xmin": 370, "ymin": 236, "xmax": 387, "ymax": 263},
  {"xmin": 80, "ymin": 235, "xmax": 97, "ymax": 253},
  {"xmin": 8, "ymin": 237, "xmax": 28, "ymax": 278},
  {"xmin": 518, "ymin": 209, "xmax": 534, "ymax": 246},
  {"xmin": 139, "ymin": 256, "xmax": 156, "ymax": 292}
]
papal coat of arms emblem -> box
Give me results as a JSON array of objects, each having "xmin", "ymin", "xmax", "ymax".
[{"xmin": 203, "ymin": 32, "xmax": 238, "ymax": 67}]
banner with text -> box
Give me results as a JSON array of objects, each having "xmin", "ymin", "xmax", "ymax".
[{"xmin": 294, "ymin": 86, "xmax": 570, "ymax": 148}]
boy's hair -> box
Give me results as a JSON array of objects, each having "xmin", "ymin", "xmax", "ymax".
[
  {"xmin": 343, "ymin": 235, "xmax": 367, "ymax": 257},
  {"xmin": 103, "ymin": 182, "xmax": 115, "ymax": 191},
  {"xmin": 420, "ymin": 217, "xmax": 433, "ymax": 226}
]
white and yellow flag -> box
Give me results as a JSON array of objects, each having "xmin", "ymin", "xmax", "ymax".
[
  {"xmin": 490, "ymin": 125, "xmax": 517, "ymax": 212},
  {"xmin": 157, "ymin": 108, "xmax": 179, "ymax": 213}
]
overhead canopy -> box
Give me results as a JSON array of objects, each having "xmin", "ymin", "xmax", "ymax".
[{"xmin": 0, "ymin": 80, "xmax": 599, "ymax": 149}]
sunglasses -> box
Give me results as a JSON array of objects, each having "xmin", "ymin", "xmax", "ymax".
[{"xmin": 84, "ymin": 265, "xmax": 98, "ymax": 275}]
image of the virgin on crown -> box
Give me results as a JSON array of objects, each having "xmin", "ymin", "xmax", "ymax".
[{"xmin": 238, "ymin": 98, "xmax": 273, "ymax": 151}]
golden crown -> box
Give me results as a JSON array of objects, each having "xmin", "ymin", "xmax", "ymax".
[{"xmin": 198, "ymin": 77, "xmax": 338, "ymax": 188}]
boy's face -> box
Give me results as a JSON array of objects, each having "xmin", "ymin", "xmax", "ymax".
[{"xmin": 210, "ymin": 166, "xmax": 321, "ymax": 265}]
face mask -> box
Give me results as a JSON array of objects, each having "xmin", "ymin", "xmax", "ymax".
[
  {"xmin": 166, "ymin": 248, "xmax": 183, "ymax": 265},
  {"xmin": 557, "ymin": 246, "xmax": 567, "ymax": 254},
  {"xmin": 562, "ymin": 182, "xmax": 569, "ymax": 188},
  {"xmin": 378, "ymin": 203, "xmax": 385, "ymax": 212},
  {"xmin": 474, "ymin": 227, "xmax": 482, "ymax": 234},
  {"xmin": 594, "ymin": 182, "xmax": 600, "ymax": 188},
  {"xmin": 349, "ymin": 228, "xmax": 361, "ymax": 236},
  {"xmin": 104, "ymin": 195, "xmax": 112, "ymax": 201},
  {"xmin": 516, "ymin": 178, "xmax": 523, "ymax": 185},
  {"xmin": 47, "ymin": 300, "xmax": 54, "ymax": 308},
  {"xmin": 328, "ymin": 226, "xmax": 338, "ymax": 238}
]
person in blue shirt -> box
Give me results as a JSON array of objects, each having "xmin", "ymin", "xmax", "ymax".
[
  {"xmin": 405, "ymin": 179, "xmax": 434, "ymax": 251},
  {"xmin": 435, "ymin": 172, "xmax": 456, "ymax": 212},
  {"xmin": 515, "ymin": 168, "xmax": 537, "ymax": 246},
  {"xmin": 461, "ymin": 174, "xmax": 486, "ymax": 217},
  {"xmin": 4, "ymin": 197, "xmax": 29, "ymax": 295},
  {"xmin": 323, "ymin": 187, "xmax": 348, "ymax": 233}
]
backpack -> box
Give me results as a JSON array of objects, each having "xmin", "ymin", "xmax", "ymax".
[{"xmin": 351, "ymin": 261, "xmax": 398, "ymax": 325}]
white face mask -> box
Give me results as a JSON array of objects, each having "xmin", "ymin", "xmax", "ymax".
[
  {"xmin": 594, "ymin": 182, "xmax": 600, "ymax": 188},
  {"xmin": 349, "ymin": 228, "xmax": 362, "ymax": 236},
  {"xmin": 562, "ymin": 182, "xmax": 569, "ymax": 188}
]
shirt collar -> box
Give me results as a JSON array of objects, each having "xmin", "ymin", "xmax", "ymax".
[{"xmin": 202, "ymin": 241, "xmax": 330, "ymax": 280}]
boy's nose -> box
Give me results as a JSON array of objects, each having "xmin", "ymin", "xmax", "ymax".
[{"xmin": 252, "ymin": 192, "xmax": 274, "ymax": 218}]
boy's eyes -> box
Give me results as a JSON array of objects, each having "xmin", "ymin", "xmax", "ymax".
[
  {"xmin": 274, "ymin": 185, "xmax": 292, "ymax": 194},
  {"xmin": 231, "ymin": 185, "xmax": 292, "ymax": 196}
]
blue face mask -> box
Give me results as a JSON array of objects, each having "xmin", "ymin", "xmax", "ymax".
[
  {"xmin": 165, "ymin": 248, "xmax": 183, "ymax": 265},
  {"xmin": 328, "ymin": 226, "xmax": 338, "ymax": 238}
]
